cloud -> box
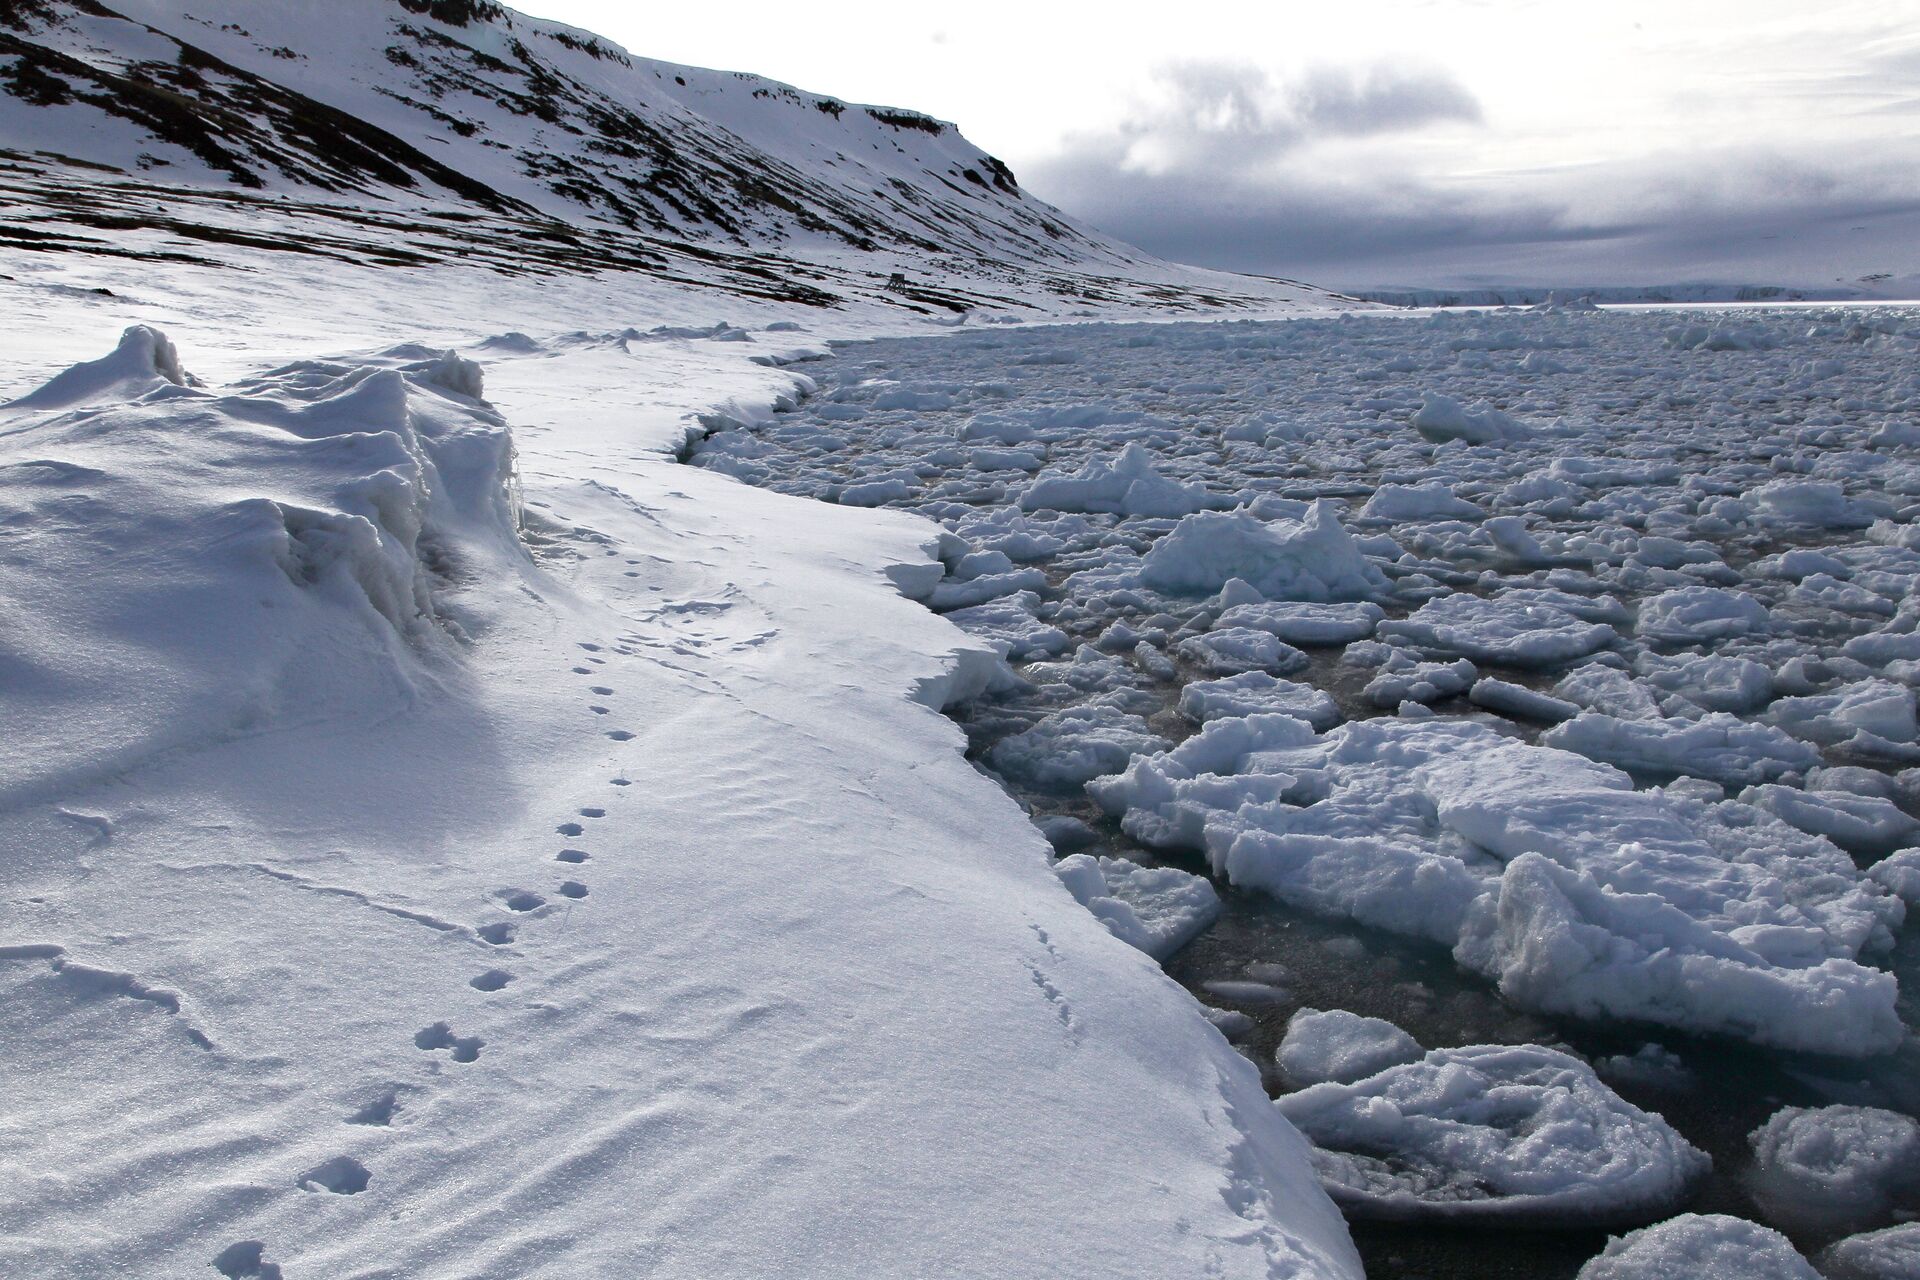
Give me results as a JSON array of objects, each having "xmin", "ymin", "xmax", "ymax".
[
  {"xmin": 1025, "ymin": 60, "xmax": 1920, "ymax": 289},
  {"xmin": 1104, "ymin": 59, "xmax": 1483, "ymax": 178}
]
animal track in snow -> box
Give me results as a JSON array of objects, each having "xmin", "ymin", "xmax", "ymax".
[
  {"xmin": 555, "ymin": 849, "xmax": 589, "ymax": 863},
  {"xmin": 578, "ymin": 807, "xmax": 604, "ymax": 819},
  {"xmin": 1024, "ymin": 961, "xmax": 1075, "ymax": 1033},
  {"xmin": 469, "ymin": 969, "xmax": 513, "ymax": 991},
  {"xmin": 213, "ymin": 1241, "xmax": 282, "ymax": 1279},
  {"xmin": 414, "ymin": 1021, "xmax": 482, "ymax": 1062},
  {"xmin": 606, "ymin": 729, "xmax": 635, "ymax": 741},
  {"xmin": 298, "ymin": 1155, "xmax": 370, "ymax": 1195},
  {"xmin": 590, "ymin": 705, "xmax": 611, "ymax": 714},
  {"xmin": 556, "ymin": 881, "xmax": 588, "ymax": 899},
  {"xmin": 498, "ymin": 890, "xmax": 545, "ymax": 913},
  {"xmin": 609, "ymin": 777, "xmax": 631, "ymax": 787},
  {"xmin": 475, "ymin": 922, "xmax": 515, "ymax": 946},
  {"xmin": 590, "ymin": 686, "xmax": 613, "ymax": 696},
  {"xmin": 570, "ymin": 666, "xmax": 592, "ymax": 675},
  {"xmin": 347, "ymin": 1091, "xmax": 400, "ymax": 1126}
]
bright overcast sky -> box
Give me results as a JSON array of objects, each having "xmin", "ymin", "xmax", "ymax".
[{"xmin": 514, "ymin": 1, "xmax": 1920, "ymax": 290}]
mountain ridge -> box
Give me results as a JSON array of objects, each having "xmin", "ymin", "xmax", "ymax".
[{"xmin": 0, "ymin": 0, "xmax": 1353, "ymax": 314}]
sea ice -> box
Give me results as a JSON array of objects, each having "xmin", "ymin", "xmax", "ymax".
[
  {"xmin": 1276, "ymin": 1043, "xmax": 1708, "ymax": 1224},
  {"xmin": 1576, "ymin": 1214, "xmax": 1818, "ymax": 1280}
]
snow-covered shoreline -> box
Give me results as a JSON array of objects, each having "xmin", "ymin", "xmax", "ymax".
[{"xmin": 0, "ymin": 239, "xmax": 1370, "ymax": 1277}]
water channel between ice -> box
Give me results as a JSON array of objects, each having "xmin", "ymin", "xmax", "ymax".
[{"xmin": 687, "ymin": 307, "xmax": 1920, "ymax": 1279}]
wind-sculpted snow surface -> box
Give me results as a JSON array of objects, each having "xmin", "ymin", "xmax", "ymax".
[
  {"xmin": 0, "ymin": 325, "xmax": 524, "ymax": 808},
  {"xmin": 700, "ymin": 307, "xmax": 1916, "ymax": 1066},
  {"xmin": 0, "ymin": 321, "xmax": 1368, "ymax": 1280},
  {"xmin": 1275, "ymin": 1041, "xmax": 1709, "ymax": 1225}
]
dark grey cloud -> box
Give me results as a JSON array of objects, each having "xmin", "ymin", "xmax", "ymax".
[
  {"xmin": 1097, "ymin": 59, "xmax": 1482, "ymax": 174},
  {"xmin": 1025, "ymin": 61, "xmax": 1920, "ymax": 291}
]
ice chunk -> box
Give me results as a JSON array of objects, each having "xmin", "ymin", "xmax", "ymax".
[
  {"xmin": 1820, "ymin": 1223, "xmax": 1920, "ymax": 1280},
  {"xmin": 1636, "ymin": 587, "xmax": 1769, "ymax": 645},
  {"xmin": 1636, "ymin": 653, "xmax": 1774, "ymax": 714},
  {"xmin": 1180, "ymin": 672, "xmax": 1342, "ymax": 731},
  {"xmin": 1409, "ymin": 393, "xmax": 1530, "ymax": 444},
  {"xmin": 1380, "ymin": 595, "xmax": 1615, "ymax": 667},
  {"xmin": 1469, "ymin": 677, "xmax": 1580, "ymax": 722},
  {"xmin": 1576, "ymin": 1214, "xmax": 1818, "ymax": 1280},
  {"xmin": 1749, "ymin": 478, "xmax": 1872, "ymax": 530},
  {"xmin": 1456, "ymin": 853, "xmax": 1903, "ymax": 1055},
  {"xmin": 1747, "ymin": 1105, "xmax": 1920, "ymax": 1234},
  {"xmin": 1096, "ymin": 717, "xmax": 1903, "ymax": 1054},
  {"xmin": 1273, "ymin": 1009, "xmax": 1422, "ymax": 1088},
  {"xmin": 1868, "ymin": 849, "xmax": 1920, "ymax": 903},
  {"xmin": 1363, "ymin": 655, "xmax": 1476, "ymax": 707},
  {"xmin": 1542, "ymin": 712, "xmax": 1822, "ymax": 786},
  {"xmin": 1594, "ymin": 1044, "xmax": 1693, "ymax": 1092},
  {"xmin": 1053, "ymin": 853, "xmax": 1221, "ymax": 961},
  {"xmin": 1137, "ymin": 502, "xmax": 1388, "ymax": 601},
  {"xmin": 1019, "ymin": 442, "xmax": 1215, "ymax": 517},
  {"xmin": 942, "ymin": 591, "xmax": 1070, "ymax": 660},
  {"xmin": 1276, "ymin": 1043, "xmax": 1708, "ymax": 1224},
  {"xmin": 1360, "ymin": 482, "xmax": 1484, "ymax": 523},
  {"xmin": 1738, "ymin": 784, "xmax": 1920, "ymax": 856},
  {"xmin": 986, "ymin": 704, "xmax": 1170, "ymax": 793},
  {"xmin": 1214, "ymin": 601, "xmax": 1385, "ymax": 647},
  {"xmin": 1769, "ymin": 680, "xmax": 1917, "ymax": 747},
  {"xmin": 1175, "ymin": 627, "xmax": 1311, "ymax": 676}
]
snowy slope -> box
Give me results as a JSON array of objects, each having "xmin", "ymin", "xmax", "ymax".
[
  {"xmin": 0, "ymin": 309, "xmax": 1362, "ymax": 1280},
  {"xmin": 0, "ymin": 5, "xmax": 1379, "ymax": 1278},
  {"xmin": 0, "ymin": 0, "xmax": 1352, "ymax": 315}
]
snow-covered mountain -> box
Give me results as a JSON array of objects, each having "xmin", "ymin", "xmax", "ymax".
[{"xmin": 0, "ymin": 0, "xmax": 1347, "ymax": 312}]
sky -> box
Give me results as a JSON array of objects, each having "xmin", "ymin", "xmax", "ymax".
[{"xmin": 514, "ymin": 1, "xmax": 1920, "ymax": 291}]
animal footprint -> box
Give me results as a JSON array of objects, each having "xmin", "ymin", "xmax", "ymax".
[
  {"xmin": 347, "ymin": 1091, "xmax": 400, "ymax": 1126},
  {"xmin": 557, "ymin": 822, "xmax": 583, "ymax": 836},
  {"xmin": 414, "ymin": 1021, "xmax": 482, "ymax": 1062},
  {"xmin": 590, "ymin": 686, "xmax": 613, "ymax": 696},
  {"xmin": 470, "ymin": 969, "xmax": 513, "ymax": 992},
  {"xmin": 298, "ymin": 1156, "xmax": 370, "ymax": 1195},
  {"xmin": 606, "ymin": 730, "xmax": 635, "ymax": 741},
  {"xmin": 609, "ymin": 777, "xmax": 631, "ymax": 787},
  {"xmin": 556, "ymin": 849, "xmax": 589, "ymax": 863},
  {"xmin": 556, "ymin": 881, "xmax": 588, "ymax": 899},
  {"xmin": 213, "ymin": 1241, "xmax": 282, "ymax": 1279},
  {"xmin": 476, "ymin": 922, "xmax": 514, "ymax": 946},
  {"xmin": 578, "ymin": 808, "xmax": 605, "ymax": 819},
  {"xmin": 498, "ymin": 890, "xmax": 545, "ymax": 913}
]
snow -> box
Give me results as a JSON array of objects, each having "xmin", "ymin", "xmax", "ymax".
[
  {"xmin": 1576, "ymin": 1214, "xmax": 1819, "ymax": 1280},
  {"xmin": 1214, "ymin": 601, "xmax": 1386, "ymax": 647},
  {"xmin": 1137, "ymin": 505, "xmax": 1389, "ymax": 601},
  {"xmin": 1820, "ymin": 1224, "xmax": 1920, "ymax": 1280},
  {"xmin": 1181, "ymin": 672, "xmax": 1343, "ymax": 731},
  {"xmin": 1542, "ymin": 711, "xmax": 1825, "ymax": 786},
  {"xmin": 1409, "ymin": 393, "xmax": 1531, "ymax": 444},
  {"xmin": 0, "ymin": 314, "xmax": 1368, "ymax": 1280},
  {"xmin": 986, "ymin": 703, "xmax": 1171, "ymax": 792},
  {"xmin": 1272, "ymin": 1008, "xmax": 1423, "ymax": 1088},
  {"xmin": 1054, "ymin": 854, "xmax": 1223, "ymax": 962},
  {"xmin": 1746, "ymin": 1105, "xmax": 1920, "ymax": 1234},
  {"xmin": 1021, "ymin": 442, "xmax": 1219, "ymax": 517},
  {"xmin": 1276, "ymin": 1042, "xmax": 1708, "ymax": 1224},
  {"xmin": 11, "ymin": 30, "xmax": 1920, "ymax": 1266},
  {"xmin": 1636, "ymin": 587, "xmax": 1770, "ymax": 645},
  {"xmin": 1379, "ymin": 594, "xmax": 1617, "ymax": 666},
  {"xmin": 1092, "ymin": 715, "xmax": 1903, "ymax": 1054}
]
